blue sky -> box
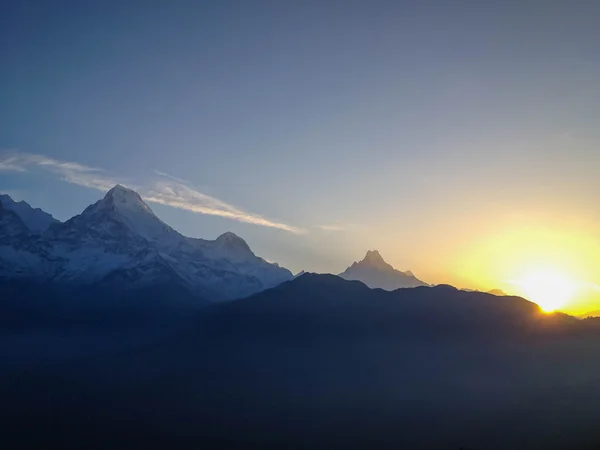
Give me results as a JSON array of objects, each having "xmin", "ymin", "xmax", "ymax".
[{"xmin": 2, "ymin": 1, "xmax": 600, "ymax": 285}]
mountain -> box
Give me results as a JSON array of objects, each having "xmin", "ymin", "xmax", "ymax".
[
  {"xmin": 579, "ymin": 310, "xmax": 600, "ymax": 318},
  {"xmin": 1, "ymin": 272, "xmax": 596, "ymax": 450},
  {"xmin": 0, "ymin": 185, "xmax": 293, "ymax": 301},
  {"xmin": 488, "ymin": 288, "xmax": 508, "ymax": 296},
  {"xmin": 0, "ymin": 201, "xmax": 30, "ymax": 238},
  {"xmin": 0, "ymin": 194, "xmax": 59, "ymax": 233},
  {"xmin": 338, "ymin": 250, "xmax": 427, "ymax": 290}
]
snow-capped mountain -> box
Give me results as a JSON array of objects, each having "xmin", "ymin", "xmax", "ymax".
[
  {"xmin": 0, "ymin": 194, "xmax": 59, "ymax": 233},
  {"xmin": 0, "ymin": 185, "xmax": 293, "ymax": 301},
  {"xmin": 338, "ymin": 250, "xmax": 427, "ymax": 290}
]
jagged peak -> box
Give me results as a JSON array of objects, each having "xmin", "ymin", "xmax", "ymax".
[
  {"xmin": 1, "ymin": 194, "xmax": 45, "ymax": 213},
  {"xmin": 0, "ymin": 193, "xmax": 59, "ymax": 232}
]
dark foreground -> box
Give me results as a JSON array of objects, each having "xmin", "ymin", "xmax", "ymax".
[{"xmin": 2, "ymin": 275, "xmax": 600, "ymax": 450}]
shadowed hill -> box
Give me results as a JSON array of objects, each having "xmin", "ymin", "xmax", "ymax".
[
  {"xmin": 198, "ymin": 273, "xmax": 578, "ymax": 340},
  {"xmin": 2, "ymin": 275, "xmax": 600, "ymax": 450}
]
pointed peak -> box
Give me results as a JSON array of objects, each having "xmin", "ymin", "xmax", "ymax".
[
  {"xmin": 102, "ymin": 185, "xmax": 153, "ymax": 212},
  {"xmin": 363, "ymin": 249, "xmax": 385, "ymax": 263},
  {"xmin": 105, "ymin": 184, "xmax": 142, "ymax": 200}
]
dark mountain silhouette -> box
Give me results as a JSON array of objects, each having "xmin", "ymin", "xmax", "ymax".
[
  {"xmin": 199, "ymin": 273, "xmax": 579, "ymax": 339},
  {"xmin": 579, "ymin": 310, "xmax": 600, "ymax": 318},
  {"xmin": 1, "ymin": 274, "xmax": 600, "ymax": 449},
  {"xmin": 488, "ymin": 288, "xmax": 508, "ymax": 296},
  {"xmin": 338, "ymin": 250, "xmax": 428, "ymax": 290}
]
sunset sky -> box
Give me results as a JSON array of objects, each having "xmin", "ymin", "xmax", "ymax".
[{"xmin": 2, "ymin": 1, "xmax": 600, "ymax": 313}]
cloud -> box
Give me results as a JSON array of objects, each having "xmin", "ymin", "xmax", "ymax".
[
  {"xmin": 0, "ymin": 151, "xmax": 121, "ymax": 191},
  {"xmin": 316, "ymin": 225, "xmax": 347, "ymax": 232},
  {"xmin": 0, "ymin": 155, "xmax": 28, "ymax": 172},
  {"xmin": 145, "ymin": 180, "xmax": 307, "ymax": 234},
  {"xmin": 315, "ymin": 224, "xmax": 362, "ymax": 232},
  {"xmin": 1, "ymin": 150, "xmax": 305, "ymax": 234},
  {"xmin": 153, "ymin": 169, "xmax": 191, "ymax": 185}
]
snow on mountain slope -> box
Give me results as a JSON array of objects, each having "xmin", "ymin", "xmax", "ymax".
[
  {"xmin": 0, "ymin": 201, "xmax": 29, "ymax": 239},
  {"xmin": 50, "ymin": 185, "xmax": 183, "ymax": 247},
  {"xmin": 0, "ymin": 194, "xmax": 59, "ymax": 233},
  {"xmin": 338, "ymin": 250, "xmax": 428, "ymax": 290},
  {"xmin": 0, "ymin": 185, "xmax": 293, "ymax": 301}
]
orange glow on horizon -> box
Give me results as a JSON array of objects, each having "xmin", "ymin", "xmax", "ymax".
[{"xmin": 452, "ymin": 223, "xmax": 600, "ymax": 316}]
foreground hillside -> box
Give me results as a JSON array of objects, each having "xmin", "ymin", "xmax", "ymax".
[{"xmin": 2, "ymin": 275, "xmax": 600, "ymax": 449}]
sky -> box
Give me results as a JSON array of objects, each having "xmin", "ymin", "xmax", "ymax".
[{"xmin": 1, "ymin": 1, "xmax": 600, "ymax": 312}]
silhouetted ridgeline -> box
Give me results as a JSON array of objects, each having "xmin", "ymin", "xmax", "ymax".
[{"xmin": 2, "ymin": 274, "xmax": 600, "ymax": 449}]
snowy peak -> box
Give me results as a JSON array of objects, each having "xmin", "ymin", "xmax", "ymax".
[
  {"xmin": 339, "ymin": 250, "xmax": 428, "ymax": 290},
  {"xmin": 360, "ymin": 250, "xmax": 390, "ymax": 268},
  {"xmin": 365, "ymin": 249, "xmax": 383, "ymax": 261},
  {"xmin": 0, "ymin": 194, "xmax": 59, "ymax": 233},
  {"xmin": 101, "ymin": 185, "xmax": 155, "ymax": 216},
  {"xmin": 57, "ymin": 185, "xmax": 182, "ymax": 245},
  {"xmin": 215, "ymin": 232, "xmax": 253, "ymax": 255}
]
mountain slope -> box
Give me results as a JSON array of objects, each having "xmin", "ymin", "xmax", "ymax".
[
  {"xmin": 338, "ymin": 250, "xmax": 427, "ymax": 290},
  {"xmin": 0, "ymin": 185, "xmax": 293, "ymax": 301},
  {"xmin": 0, "ymin": 194, "xmax": 59, "ymax": 233}
]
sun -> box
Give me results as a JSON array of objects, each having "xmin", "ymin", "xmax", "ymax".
[{"xmin": 515, "ymin": 269, "xmax": 577, "ymax": 312}]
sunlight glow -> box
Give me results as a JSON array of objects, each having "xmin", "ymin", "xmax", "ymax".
[{"xmin": 514, "ymin": 269, "xmax": 577, "ymax": 312}]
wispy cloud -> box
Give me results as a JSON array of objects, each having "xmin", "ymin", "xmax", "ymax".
[
  {"xmin": 145, "ymin": 180, "xmax": 307, "ymax": 234},
  {"xmin": 0, "ymin": 151, "xmax": 121, "ymax": 191},
  {"xmin": 153, "ymin": 169, "xmax": 191, "ymax": 185},
  {"xmin": 1, "ymin": 150, "xmax": 305, "ymax": 234},
  {"xmin": 315, "ymin": 224, "xmax": 362, "ymax": 232},
  {"xmin": 0, "ymin": 155, "xmax": 28, "ymax": 172}
]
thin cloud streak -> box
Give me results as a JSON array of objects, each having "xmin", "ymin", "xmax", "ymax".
[
  {"xmin": 153, "ymin": 169, "xmax": 191, "ymax": 185},
  {"xmin": 146, "ymin": 180, "xmax": 307, "ymax": 234},
  {"xmin": 0, "ymin": 151, "xmax": 305, "ymax": 234},
  {"xmin": 315, "ymin": 224, "xmax": 362, "ymax": 232},
  {"xmin": 0, "ymin": 155, "xmax": 28, "ymax": 172},
  {"xmin": 0, "ymin": 151, "xmax": 120, "ymax": 191}
]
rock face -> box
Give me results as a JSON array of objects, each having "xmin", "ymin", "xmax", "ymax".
[
  {"xmin": 338, "ymin": 250, "xmax": 428, "ymax": 290},
  {"xmin": 0, "ymin": 185, "xmax": 293, "ymax": 301}
]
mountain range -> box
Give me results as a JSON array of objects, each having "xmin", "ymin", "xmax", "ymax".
[
  {"xmin": 1, "ymin": 186, "xmax": 433, "ymax": 302},
  {"xmin": 0, "ymin": 185, "xmax": 292, "ymax": 301}
]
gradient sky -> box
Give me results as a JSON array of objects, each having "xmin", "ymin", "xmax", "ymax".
[{"xmin": 2, "ymin": 1, "xmax": 600, "ymax": 307}]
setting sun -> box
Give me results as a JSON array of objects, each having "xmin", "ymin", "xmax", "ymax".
[{"xmin": 514, "ymin": 269, "xmax": 577, "ymax": 312}]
